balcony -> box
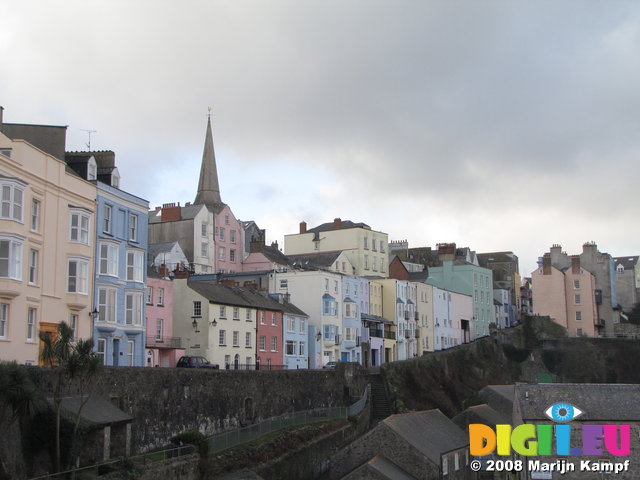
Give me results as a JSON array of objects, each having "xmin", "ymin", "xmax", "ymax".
[
  {"xmin": 335, "ymin": 334, "xmax": 342, "ymax": 345},
  {"xmin": 369, "ymin": 327, "xmax": 383, "ymax": 338},
  {"xmin": 384, "ymin": 331, "xmax": 396, "ymax": 340},
  {"xmin": 146, "ymin": 336, "xmax": 182, "ymax": 349}
]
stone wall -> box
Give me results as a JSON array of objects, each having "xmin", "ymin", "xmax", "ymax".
[{"xmin": 27, "ymin": 363, "xmax": 367, "ymax": 453}]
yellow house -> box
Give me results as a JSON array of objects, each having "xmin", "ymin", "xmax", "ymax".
[
  {"xmin": 284, "ymin": 218, "xmax": 389, "ymax": 278},
  {"xmin": 0, "ymin": 128, "xmax": 96, "ymax": 365}
]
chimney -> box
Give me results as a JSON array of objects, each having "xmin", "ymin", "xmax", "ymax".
[
  {"xmin": 271, "ymin": 240, "xmax": 279, "ymax": 250},
  {"xmin": 542, "ymin": 254, "xmax": 551, "ymax": 275},
  {"xmin": 249, "ymin": 234, "xmax": 264, "ymax": 253},
  {"xmin": 334, "ymin": 218, "xmax": 342, "ymax": 229},
  {"xmin": 437, "ymin": 242, "xmax": 456, "ymax": 261},
  {"xmin": 159, "ymin": 264, "xmax": 169, "ymax": 277},
  {"xmin": 582, "ymin": 241, "xmax": 597, "ymax": 254},
  {"xmin": 571, "ymin": 255, "xmax": 581, "ymax": 274},
  {"xmin": 300, "ymin": 221, "xmax": 307, "ymax": 234},
  {"xmin": 160, "ymin": 203, "xmax": 181, "ymax": 222}
]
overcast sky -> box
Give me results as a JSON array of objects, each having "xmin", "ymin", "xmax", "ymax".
[{"xmin": 2, "ymin": 0, "xmax": 639, "ymax": 277}]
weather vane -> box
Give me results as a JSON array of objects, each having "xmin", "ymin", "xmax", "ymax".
[{"xmin": 207, "ymin": 106, "xmax": 212, "ymax": 119}]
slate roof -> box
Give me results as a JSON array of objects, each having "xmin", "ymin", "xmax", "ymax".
[
  {"xmin": 59, "ymin": 395, "xmax": 133, "ymax": 427},
  {"xmin": 188, "ymin": 281, "xmax": 305, "ymax": 315},
  {"xmin": 408, "ymin": 271, "xmax": 429, "ymax": 283},
  {"xmin": 148, "ymin": 241, "xmax": 178, "ymax": 259},
  {"xmin": 614, "ymin": 256, "xmax": 639, "ymax": 271},
  {"xmin": 452, "ymin": 404, "xmax": 509, "ymax": 430},
  {"xmin": 288, "ymin": 251, "xmax": 343, "ymax": 268},
  {"xmin": 477, "ymin": 252, "xmax": 518, "ymax": 266},
  {"xmin": 383, "ymin": 409, "xmax": 468, "ymax": 463},
  {"xmin": 516, "ymin": 384, "xmax": 640, "ymax": 421},
  {"xmin": 478, "ymin": 385, "xmax": 515, "ymax": 419},
  {"xmin": 363, "ymin": 455, "xmax": 417, "ymax": 480},
  {"xmin": 306, "ymin": 220, "xmax": 370, "ymax": 233},
  {"xmin": 148, "ymin": 203, "xmax": 207, "ymax": 224},
  {"xmin": 259, "ymin": 244, "xmax": 290, "ymax": 266}
]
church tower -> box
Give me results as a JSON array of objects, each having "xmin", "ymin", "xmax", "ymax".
[{"xmin": 194, "ymin": 113, "xmax": 223, "ymax": 210}]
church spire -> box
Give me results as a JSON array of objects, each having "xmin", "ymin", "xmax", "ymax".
[{"xmin": 194, "ymin": 109, "xmax": 222, "ymax": 209}]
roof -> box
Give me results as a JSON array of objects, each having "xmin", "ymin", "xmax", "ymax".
[
  {"xmin": 259, "ymin": 244, "xmax": 290, "ymax": 266},
  {"xmin": 59, "ymin": 395, "xmax": 133, "ymax": 427},
  {"xmin": 194, "ymin": 117, "xmax": 223, "ymax": 209},
  {"xmin": 452, "ymin": 404, "xmax": 509, "ymax": 430},
  {"xmin": 288, "ymin": 251, "xmax": 343, "ymax": 268},
  {"xmin": 516, "ymin": 384, "xmax": 640, "ymax": 421},
  {"xmin": 306, "ymin": 220, "xmax": 370, "ymax": 233},
  {"xmin": 477, "ymin": 252, "xmax": 519, "ymax": 266},
  {"xmin": 383, "ymin": 409, "xmax": 468, "ymax": 463},
  {"xmin": 148, "ymin": 241, "xmax": 178, "ymax": 259},
  {"xmin": 148, "ymin": 203, "xmax": 207, "ymax": 224},
  {"xmin": 363, "ymin": 455, "xmax": 417, "ymax": 480},
  {"xmin": 188, "ymin": 281, "xmax": 297, "ymax": 312},
  {"xmin": 614, "ymin": 256, "xmax": 639, "ymax": 271},
  {"xmin": 478, "ymin": 385, "xmax": 515, "ymax": 418}
]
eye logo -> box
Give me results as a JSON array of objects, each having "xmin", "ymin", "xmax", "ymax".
[{"xmin": 544, "ymin": 403, "xmax": 583, "ymax": 423}]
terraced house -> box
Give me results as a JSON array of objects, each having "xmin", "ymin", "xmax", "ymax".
[{"xmin": 0, "ymin": 118, "xmax": 96, "ymax": 365}]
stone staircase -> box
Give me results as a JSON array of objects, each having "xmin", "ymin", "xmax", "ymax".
[{"xmin": 369, "ymin": 373, "xmax": 391, "ymax": 422}]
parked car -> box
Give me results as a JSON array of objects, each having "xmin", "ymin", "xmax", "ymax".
[
  {"xmin": 176, "ymin": 356, "xmax": 219, "ymax": 369},
  {"xmin": 323, "ymin": 361, "xmax": 338, "ymax": 369}
]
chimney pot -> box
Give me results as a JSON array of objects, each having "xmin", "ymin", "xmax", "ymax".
[
  {"xmin": 334, "ymin": 218, "xmax": 342, "ymax": 229},
  {"xmin": 300, "ymin": 221, "xmax": 307, "ymax": 234}
]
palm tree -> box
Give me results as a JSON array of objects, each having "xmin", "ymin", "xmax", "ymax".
[{"xmin": 39, "ymin": 322, "xmax": 101, "ymax": 472}]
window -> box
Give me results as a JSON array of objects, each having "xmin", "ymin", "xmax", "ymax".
[
  {"xmin": 0, "ymin": 303, "xmax": 7, "ymax": 338},
  {"xmin": 129, "ymin": 214, "xmax": 138, "ymax": 241},
  {"xmin": 99, "ymin": 243, "xmax": 118, "ymax": 276},
  {"xmin": 454, "ymin": 453, "xmax": 460, "ymax": 471},
  {"xmin": 28, "ymin": 249, "xmax": 38, "ymax": 284},
  {"xmin": 299, "ymin": 341, "xmax": 305, "ymax": 356},
  {"xmin": 146, "ymin": 286, "xmax": 153, "ymax": 304},
  {"xmin": 157, "ymin": 288, "xmax": 164, "ymax": 306},
  {"xmin": 225, "ymin": 215, "xmax": 230, "ymax": 225},
  {"xmin": 98, "ymin": 287, "xmax": 116, "ymax": 322},
  {"xmin": 271, "ymin": 336, "xmax": 277, "ymax": 352},
  {"xmin": 230, "ymin": 249, "xmax": 236, "ymax": 263},
  {"xmin": 576, "ymin": 311, "xmax": 582, "ymax": 321},
  {"xmin": 345, "ymin": 303, "xmax": 355, "ymax": 318},
  {"xmin": 577, "ymin": 328, "xmax": 583, "ymax": 336},
  {"xmin": 127, "ymin": 341, "xmax": 135, "ymax": 366},
  {"xmin": 87, "ymin": 157, "xmax": 97, "ymax": 180},
  {"xmin": 103, "ymin": 205, "xmax": 112, "ymax": 233},
  {"xmin": 372, "ymin": 239, "xmax": 377, "ymax": 251},
  {"xmin": 230, "ymin": 230, "xmax": 236, "ymax": 243},
  {"xmin": 334, "ymin": 280, "xmax": 338, "ymax": 293},
  {"xmin": 218, "ymin": 247, "xmax": 225, "ymax": 261},
  {"xmin": 245, "ymin": 332, "xmax": 251, "ymax": 348},
  {"xmin": 127, "ymin": 251, "xmax": 144, "ymax": 282},
  {"xmin": 574, "ymin": 279, "xmax": 580, "ymax": 289},
  {"xmin": 324, "ymin": 278, "xmax": 329, "ymax": 291},
  {"xmin": 299, "ymin": 318, "xmax": 306, "ymax": 334},
  {"xmin": 259, "ymin": 336, "xmax": 266, "ymax": 351},
  {"xmin": 220, "ymin": 306, "xmax": 227, "ymax": 318},
  {"xmin": 201, "ymin": 223, "xmax": 207, "ymax": 237},
  {"xmin": 224, "ymin": 354, "xmax": 231, "ymax": 366},
  {"xmin": 363, "ymin": 236, "xmax": 368, "ymax": 249},
  {"xmin": 69, "ymin": 313, "xmax": 78, "ymax": 341},
  {"xmin": 287, "ymin": 316, "xmax": 295, "ymax": 332},
  {"xmin": 364, "ymin": 255, "xmax": 369, "ymax": 270},
  {"xmin": 286, "ymin": 340, "xmax": 295, "ymax": 355},
  {"xmin": 575, "ymin": 294, "xmax": 581, "ymax": 305},
  {"xmin": 372, "ymin": 257, "xmax": 377, "ymax": 271},
  {"xmin": 201, "ymin": 242, "xmax": 208, "ymax": 257},
  {"xmin": 68, "ymin": 258, "xmax": 89, "ymax": 294},
  {"xmin": 219, "ymin": 227, "xmax": 225, "ymax": 241},
  {"xmin": 219, "ymin": 330, "xmax": 226, "ymax": 346},
  {"xmin": 245, "ymin": 309, "xmax": 251, "ymax": 321},
  {"xmin": 27, "ymin": 308, "xmax": 36, "ymax": 341},
  {"xmin": 233, "ymin": 331, "xmax": 239, "ymax": 347},
  {"xmin": 233, "ymin": 307, "xmax": 239, "ymax": 320},
  {"xmin": 97, "ymin": 338, "xmax": 106, "ymax": 365},
  {"xmin": 156, "ymin": 319, "xmax": 163, "ymax": 340},
  {"xmin": 381, "ymin": 260, "xmax": 386, "ymax": 273},
  {"xmin": 271, "ymin": 312, "xmax": 277, "ymax": 326},
  {"xmin": 260, "ymin": 311, "xmax": 265, "ymax": 324},
  {"xmin": 125, "ymin": 293, "xmax": 143, "ymax": 325},
  {"xmin": 1, "ymin": 181, "xmax": 24, "ymax": 221},
  {"xmin": 70, "ymin": 211, "xmax": 90, "ymax": 244},
  {"xmin": 31, "ymin": 199, "xmax": 40, "ymax": 232},
  {"xmin": 280, "ymin": 279, "xmax": 288, "ymax": 290},
  {"xmin": 345, "ymin": 327, "xmax": 355, "ymax": 341}
]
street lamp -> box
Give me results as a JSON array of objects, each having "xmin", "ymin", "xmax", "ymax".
[
  {"xmin": 89, "ymin": 307, "xmax": 99, "ymax": 319},
  {"xmin": 191, "ymin": 317, "xmax": 200, "ymax": 333}
]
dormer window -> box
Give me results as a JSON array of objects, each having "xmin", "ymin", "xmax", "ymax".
[
  {"xmin": 87, "ymin": 157, "xmax": 97, "ymax": 180},
  {"xmin": 111, "ymin": 169, "xmax": 120, "ymax": 189}
]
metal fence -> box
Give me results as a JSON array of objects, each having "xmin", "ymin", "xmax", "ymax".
[{"xmin": 207, "ymin": 385, "xmax": 369, "ymax": 455}]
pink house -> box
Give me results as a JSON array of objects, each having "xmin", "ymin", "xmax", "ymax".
[
  {"xmin": 256, "ymin": 308, "xmax": 284, "ymax": 369},
  {"xmin": 145, "ymin": 270, "xmax": 185, "ymax": 367},
  {"xmin": 532, "ymin": 254, "xmax": 598, "ymax": 337}
]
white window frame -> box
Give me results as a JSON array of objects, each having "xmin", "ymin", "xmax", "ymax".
[
  {"xmin": 299, "ymin": 318, "xmax": 306, "ymax": 334},
  {"xmin": 245, "ymin": 331, "xmax": 251, "ymax": 348},
  {"xmin": 126, "ymin": 250, "xmax": 144, "ymax": 282},
  {"xmin": 1, "ymin": 180, "xmax": 24, "ymax": 222},
  {"xmin": 230, "ymin": 230, "xmax": 236, "ymax": 243},
  {"xmin": 97, "ymin": 338, "xmax": 106, "ymax": 365},
  {"xmin": 125, "ymin": 292, "xmax": 143, "ymax": 326},
  {"xmin": 103, "ymin": 204, "xmax": 112, "ymax": 234},
  {"xmin": 129, "ymin": 213, "xmax": 138, "ymax": 242},
  {"xmin": 201, "ymin": 242, "xmax": 208, "ymax": 257},
  {"xmin": 27, "ymin": 307, "xmax": 36, "ymax": 341},
  {"xmin": 0, "ymin": 236, "xmax": 23, "ymax": 281},
  {"xmin": 271, "ymin": 312, "xmax": 277, "ymax": 326},
  {"xmin": 146, "ymin": 286, "xmax": 153, "ymax": 305},
  {"xmin": 230, "ymin": 249, "xmax": 236, "ymax": 263},
  {"xmin": 218, "ymin": 247, "xmax": 225, "ymax": 261},
  {"xmin": 99, "ymin": 242, "xmax": 118, "ymax": 276},
  {"xmin": 287, "ymin": 316, "xmax": 295, "ymax": 332},
  {"xmin": 259, "ymin": 335, "xmax": 266, "ymax": 351},
  {"xmin": 219, "ymin": 227, "xmax": 225, "ymax": 241},
  {"xmin": 69, "ymin": 313, "xmax": 78, "ymax": 341},
  {"xmin": 271, "ymin": 336, "xmax": 277, "ymax": 352},
  {"xmin": 219, "ymin": 330, "xmax": 226, "ymax": 346},
  {"xmin": 233, "ymin": 307, "xmax": 240, "ymax": 320},
  {"xmin": 68, "ymin": 258, "xmax": 89, "ymax": 294},
  {"xmin": 286, "ymin": 340, "xmax": 295, "ymax": 355},
  {"xmin": 193, "ymin": 301, "xmax": 202, "ymax": 317},
  {"xmin": 157, "ymin": 288, "xmax": 164, "ymax": 306},
  {"xmin": 156, "ymin": 318, "xmax": 163, "ymax": 340},
  {"xmin": 69, "ymin": 210, "xmax": 90, "ymax": 245},
  {"xmin": 233, "ymin": 330, "xmax": 239, "ymax": 347},
  {"xmin": 31, "ymin": 198, "xmax": 40, "ymax": 232},
  {"xmin": 299, "ymin": 341, "xmax": 305, "ymax": 356},
  {"xmin": 201, "ymin": 222, "xmax": 207, "ymax": 237},
  {"xmin": 28, "ymin": 248, "xmax": 38, "ymax": 284},
  {"xmin": 98, "ymin": 287, "xmax": 117, "ymax": 322},
  {"xmin": 0, "ymin": 303, "xmax": 7, "ymax": 338},
  {"xmin": 127, "ymin": 340, "xmax": 135, "ymax": 366}
]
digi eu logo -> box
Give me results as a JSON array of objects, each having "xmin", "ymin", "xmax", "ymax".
[{"xmin": 469, "ymin": 402, "xmax": 631, "ymax": 457}]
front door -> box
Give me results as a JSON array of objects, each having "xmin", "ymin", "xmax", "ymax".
[{"xmin": 112, "ymin": 339, "xmax": 120, "ymax": 366}]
